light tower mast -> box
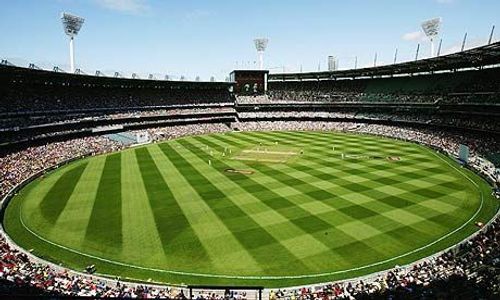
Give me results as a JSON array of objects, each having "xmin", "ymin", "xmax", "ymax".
[
  {"xmin": 421, "ymin": 18, "xmax": 441, "ymax": 58},
  {"xmin": 61, "ymin": 12, "xmax": 85, "ymax": 73},
  {"xmin": 254, "ymin": 38, "xmax": 269, "ymax": 70}
]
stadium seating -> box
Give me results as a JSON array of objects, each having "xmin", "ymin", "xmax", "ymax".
[
  {"xmin": 267, "ymin": 67, "xmax": 500, "ymax": 104},
  {"xmin": 1, "ymin": 45, "xmax": 500, "ymax": 298}
]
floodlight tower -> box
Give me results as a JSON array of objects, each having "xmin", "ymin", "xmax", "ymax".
[
  {"xmin": 254, "ymin": 38, "xmax": 269, "ymax": 70},
  {"xmin": 61, "ymin": 12, "xmax": 85, "ymax": 73},
  {"xmin": 421, "ymin": 18, "xmax": 441, "ymax": 57}
]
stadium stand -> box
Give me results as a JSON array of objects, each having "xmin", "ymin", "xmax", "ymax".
[
  {"xmin": 0, "ymin": 64, "xmax": 236, "ymax": 148},
  {"xmin": 0, "ymin": 42, "xmax": 500, "ymax": 298},
  {"xmin": 0, "ymin": 65, "xmax": 232, "ymax": 112},
  {"xmin": 266, "ymin": 67, "xmax": 500, "ymax": 104}
]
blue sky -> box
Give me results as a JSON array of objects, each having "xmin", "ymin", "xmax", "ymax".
[{"xmin": 0, "ymin": 0, "xmax": 498, "ymax": 80}]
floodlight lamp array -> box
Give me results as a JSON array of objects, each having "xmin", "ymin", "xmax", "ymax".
[
  {"xmin": 254, "ymin": 38, "xmax": 269, "ymax": 52},
  {"xmin": 61, "ymin": 12, "xmax": 85, "ymax": 37},
  {"xmin": 421, "ymin": 18, "xmax": 441, "ymax": 38}
]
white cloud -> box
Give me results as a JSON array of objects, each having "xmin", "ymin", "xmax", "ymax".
[
  {"xmin": 402, "ymin": 31, "xmax": 427, "ymax": 42},
  {"xmin": 94, "ymin": 0, "xmax": 150, "ymax": 14}
]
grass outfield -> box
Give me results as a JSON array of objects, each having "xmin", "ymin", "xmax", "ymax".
[{"xmin": 4, "ymin": 131, "xmax": 498, "ymax": 287}]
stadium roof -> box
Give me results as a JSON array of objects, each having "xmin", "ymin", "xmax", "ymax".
[
  {"xmin": 269, "ymin": 41, "xmax": 500, "ymax": 81},
  {"xmin": 0, "ymin": 64, "xmax": 231, "ymax": 89},
  {"xmin": 2, "ymin": 41, "xmax": 500, "ymax": 84}
]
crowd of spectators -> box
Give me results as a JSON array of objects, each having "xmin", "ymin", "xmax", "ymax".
[
  {"xmin": 245, "ymin": 91, "xmax": 498, "ymax": 105},
  {"xmin": 356, "ymin": 123, "xmax": 500, "ymax": 159},
  {"xmin": 0, "ymin": 106, "xmax": 235, "ymax": 130},
  {"xmin": 105, "ymin": 107, "xmax": 234, "ymax": 120},
  {"xmin": 132, "ymin": 123, "xmax": 231, "ymax": 142},
  {"xmin": 5, "ymin": 106, "xmax": 499, "ymax": 145},
  {"xmin": 265, "ymin": 67, "xmax": 500, "ymax": 105},
  {"xmin": 237, "ymin": 111, "xmax": 356, "ymax": 119},
  {"xmin": 0, "ymin": 82, "xmax": 232, "ymax": 114},
  {"xmin": 357, "ymin": 112, "xmax": 500, "ymax": 134},
  {"xmin": 234, "ymin": 121, "xmax": 359, "ymax": 133},
  {"xmin": 236, "ymin": 110, "xmax": 500, "ymax": 134},
  {"xmin": 1, "ymin": 108, "xmax": 236, "ymax": 145},
  {"xmin": 0, "ymin": 234, "xmax": 181, "ymax": 298},
  {"xmin": 9, "ymin": 117, "xmax": 230, "ymax": 142},
  {"xmin": 0, "ymin": 136, "xmax": 123, "ymax": 199},
  {"xmin": 238, "ymin": 111, "xmax": 425, "ymax": 123}
]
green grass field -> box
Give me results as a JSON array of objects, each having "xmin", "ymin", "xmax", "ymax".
[{"xmin": 4, "ymin": 131, "xmax": 498, "ymax": 287}]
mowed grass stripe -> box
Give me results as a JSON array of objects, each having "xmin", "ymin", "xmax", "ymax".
[
  {"xmin": 21, "ymin": 162, "xmax": 88, "ymax": 240},
  {"xmin": 22, "ymin": 165, "xmax": 72, "ymax": 225},
  {"xmin": 226, "ymin": 134, "xmax": 409, "ymax": 265},
  {"xmin": 248, "ymin": 130, "xmax": 421, "ymax": 166},
  {"xmin": 191, "ymin": 135, "xmax": 388, "ymax": 267},
  {"xmin": 120, "ymin": 150, "xmax": 165, "ymax": 265},
  {"xmin": 234, "ymin": 131, "xmax": 386, "ymax": 180},
  {"xmin": 222, "ymin": 132, "xmax": 389, "ymax": 204},
  {"xmin": 174, "ymin": 138, "xmax": 348, "ymax": 271},
  {"xmin": 39, "ymin": 163, "xmax": 88, "ymax": 224},
  {"xmin": 159, "ymin": 142, "xmax": 316, "ymax": 274},
  {"xmin": 223, "ymin": 132, "xmax": 446, "ymax": 220},
  {"xmin": 239, "ymin": 132, "xmax": 470, "ymax": 242},
  {"xmin": 237, "ymin": 131, "xmax": 461, "ymax": 214},
  {"xmin": 232, "ymin": 131, "xmax": 350, "ymax": 171},
  {"xmin": 240, "ymin": 132, "xmax": 460, "ymax": 229},
  {"xmin": 210, "ymin": 134, "xmax": 357, "ymax": 213},
  {"xmin": 244, "ymin": 133, "xmax": 454, "ymax": 249},
  {"xmin": 209, "ymin": 133, "xmax": 359, "ymax": 205},
  {"xmin": 248, "ymin": 131, "xmax": 366, "ymax": 157},
  {"xmin": 214, "ymin": 135, "xmax": 401, "ymax": 212},
  {"xmin": 53, "ymin": 157, "xmax": 106, "ymax": 248},
  {"xmin": 135, "ymin": 147, "xmax": 212, "ymax": 266},
  {"xmin": 299, "ymin": 130, "xmax": 414, "ymax": 155},
  {"xmin": 147, "ymin": 144, "xmax": 262, "ymax": 273},
  {"xmin": 205, "ymin": 134, "xmax": 355, "ymax": 214},
  {"xmin": 251, "ymin": 131, "xmax": 428, "ymax": 174},
  {"xmin": 85, "ymin": 153, "xmax": 122, "ymax": 252},
  {"xmin": 207, "ymin": 133, "xmax": 440, "ymax": 259},
  {"xmin": 272, "ymin": 132, "xmax": 457, "ymax": 187},
  {"xmin": 281, "ymin": 130, "xmax": 413, "ymax": 156}
]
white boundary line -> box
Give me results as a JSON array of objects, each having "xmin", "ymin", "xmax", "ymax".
[{"xmin": 16, "ymin": 142, "xmax": 487, "ymax": 281}]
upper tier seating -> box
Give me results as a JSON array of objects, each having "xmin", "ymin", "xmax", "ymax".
[{"xmin": 267, "ymin": 67, "xmax": 500, "ymax": 104}]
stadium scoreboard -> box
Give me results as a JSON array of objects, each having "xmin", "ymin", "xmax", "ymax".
[{"xmin": 230, "ymin": 70, "xmax": 269, "ymax": 95}]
